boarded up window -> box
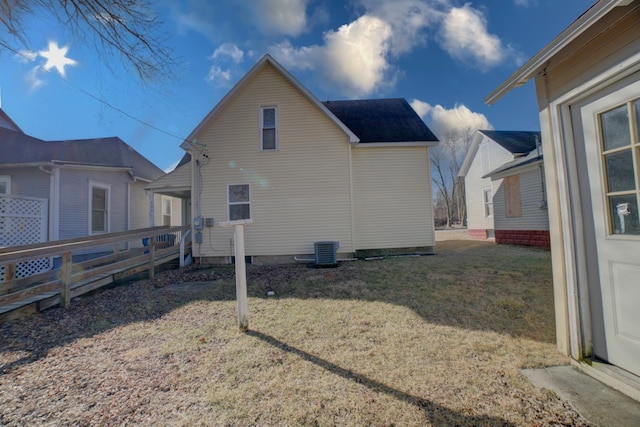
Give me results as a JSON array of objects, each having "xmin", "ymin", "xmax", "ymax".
[{"xmin": 504, "ymin": 175, "xmax": 522, "ymax": 218}]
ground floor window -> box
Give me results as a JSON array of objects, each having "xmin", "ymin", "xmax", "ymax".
[
  {"xmin": 89, "ymin": 181, "xmax": 110, "ymax": 234},
  {"xmin": 228, "ymin": 184, "xmax": 250, "ymax": 221}
]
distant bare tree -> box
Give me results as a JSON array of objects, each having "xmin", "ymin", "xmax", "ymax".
[
  {"xmin": 431, "ymin": 126, "xmax": 476, "ymax": 227},
  {"xmin": 0, "ymin": 0, "xmax": 175, "ymax": 82}
]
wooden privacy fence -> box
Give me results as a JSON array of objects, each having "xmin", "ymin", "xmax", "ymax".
[{"xmin": 0, "ymin": 226, "xmax": 191, "ymax": 322}]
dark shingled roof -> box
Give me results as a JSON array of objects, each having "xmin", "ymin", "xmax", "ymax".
[
  {"xmin": 323, "ymin": 98, "xmax": 438, "ymax": 144},
  {"xmin": 480, "ymin": 130, "xmax": 541, "ymax": 155},
  {"xmin": 0, "ymin": 127, "xmax": 164, "ymax": 181}
]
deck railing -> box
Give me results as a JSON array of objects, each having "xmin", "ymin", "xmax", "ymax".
[{"xmin": 0, "ymin": 225, "xmax": 191, "ymax": 321}]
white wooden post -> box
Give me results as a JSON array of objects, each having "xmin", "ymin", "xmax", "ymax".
[{"xmin": 219, "ymin": 219, "xmax": 253, "ymax": 331}]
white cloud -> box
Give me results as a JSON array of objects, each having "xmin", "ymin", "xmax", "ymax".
[
  {"xmin": 413, "ymin": 100, "xmax": 492, "ymax": 139},
  {"xmin": 410, "ymin": 99, "xmax": 433, "ymax": 118},
  {"xmin": 439, "ymin": 4, "xmax": 505, "ymax": 69},
  {"xmin": 211, "ymin": 43, "xmax": 244, "ymax": 64},
  {"xmin": 26, "ymin": 66, "xmax": 45, "ymax": 91},
  {"xmin": 206, "ymin": 44, "xmax": 246, "ymax": 86},
  {"xmin": 271, "ymin": 15, "xmax": 393, "ymax": 97},
  {"xmin": 252, "ymin": 0, "xmax": 309, "ymax": 36},
  {"xmin": 357, "ymin": 0, "xmax": 441, "ymax": 56},
  {"xmin": 16, "ymin": 50, "xmax": 38, "ymax": 63},
  {"xmin": 206, "ymin": 66, "xmax": 232, "ymax": 84},
  {"xmin": 514, "ymin": 0, "xmax": 534, "ymax": 6}
]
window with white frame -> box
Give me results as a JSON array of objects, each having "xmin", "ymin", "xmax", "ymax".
[
  {"xmin": 483, "ymin": 187, "xmax": 493, "ymax": 217},
  {"xmin": 260, "ymin": 106, "xmax": 277, "ymax": 150},
  {"xmin": 162, "ymin": 197, "xmax": 172, "ymax": 226},
  {"xmin": 228, "ymin": 184, "xmax": 250, "ymax": 221},
  {"xmin": 89, "ymin": 181, "xmax": 110, "ymax": 234},
  {"xmin": 0, "ymin": 176, "xmax": 10, "ymax": 194}
]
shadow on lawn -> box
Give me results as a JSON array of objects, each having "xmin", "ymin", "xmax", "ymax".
[
  {"xmin": 1, "ymin": 240, "xmax": 552, "ymax": 375},
  {"xmin": 246, "ymin": 329, "xmax": 515, "ymax": 426}
]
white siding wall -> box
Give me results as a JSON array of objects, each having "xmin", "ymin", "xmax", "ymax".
[
  {"xmin": 352, "ymin": 147, "xmax": 434, "ymax": 249},
  {"xmin": 465, "ymin": 138, "xmax": 512, "ymax": 230},
  {"xmin": 493, "ymin": 167, "xmax": 549, "ymax": 231},
  {"xmin": 58, "ymin": 168, "xmax": 129, "ymax": 239},
  {"xmin": 194, "ymin": 63, "xmax": 354, "ymax": 257}
]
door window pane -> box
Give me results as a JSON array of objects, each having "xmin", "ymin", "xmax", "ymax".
[
  {"xmin": 605, "ymin": 150, "xmax": 636, "ymax": 192},
  {"xmin": 600, "ymin": 105, "xmax": 631, "ymax": 151},
  {"xmin": 609, "ymin": 195, "xmax": 640, "ymax": 235}
]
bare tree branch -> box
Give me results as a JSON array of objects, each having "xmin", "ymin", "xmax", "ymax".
[{"xmin": 0, "ymin": 0, "xmax": 176, "ymax": 83}]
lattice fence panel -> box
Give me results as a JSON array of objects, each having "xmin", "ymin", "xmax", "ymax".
[{"xmin": 1, "ymin": 195, "xmax": 50, "ymax": 282}]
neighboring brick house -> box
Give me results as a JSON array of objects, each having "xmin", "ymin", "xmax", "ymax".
[{"xmin": 459, "ymin": 130, "xmax": 549, "ymax": 247}]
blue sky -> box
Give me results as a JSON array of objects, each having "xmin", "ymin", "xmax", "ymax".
[{"xmin": 0, "ymin": 0, "xmax": 595, "ymax": 172}]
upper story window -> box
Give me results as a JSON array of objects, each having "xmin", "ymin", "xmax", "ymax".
[
  {"xmin": 261, "ymin": 106, "xmax": 278, "ymax": 150},
  {"xmin": 228, "ymin": 184, "xmax": 251, "ymax": 221},
  {"xmin": 0, "ymin": 176, "xmax": 10, "ymax": 194},
  {"xmin": 89, "ymin": 181, "xmax": 110, "ymax": 234}
]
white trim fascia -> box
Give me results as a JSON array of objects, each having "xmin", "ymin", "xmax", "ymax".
[
  {"xmin": 488, "ymin": 160, "xmax": 544, "ymax": 180},
  {"xmin": 458, "ymin": 132, "xmax": 485, "ymax": 177},
  {"xmin": 485, "ymin": 0, "xmax": 634, "ymax": 105},
  {"xmin": 181, "ymin": 54, "xmax": 360, "ymax": 151},
  {"xmin": 353, "ymin": 141, "xmax": 438, "ymax": 148},
  {"xmin": 52, "ymin": 162, "xmax": 133, "ymax": 173}
]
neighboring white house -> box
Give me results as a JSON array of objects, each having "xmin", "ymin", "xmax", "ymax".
[
  {"xmin": 459, "ymin": 130, "xmax": 549, "ymax": 247},
  {"xmin": 0, "ymin": 108, "xmax": 181, "ymax": 249},
  {"xmin": 486, "ymin": 0, "xmax": 640, "ymax": 400},
  {"xmin": 149, "ymin": 54, "xmax": 439, "ymax": 263}
]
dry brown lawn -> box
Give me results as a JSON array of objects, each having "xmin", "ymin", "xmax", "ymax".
[{"xmin": 0, "ymin": 240, "xmax": 592, "ymax": 426}]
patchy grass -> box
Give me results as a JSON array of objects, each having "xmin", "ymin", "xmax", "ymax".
[{"xmin": 0, "ymin": 241, "xmax": 591, "ymax": 426}]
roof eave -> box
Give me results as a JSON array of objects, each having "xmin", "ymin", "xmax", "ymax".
[
  {"xmin": 354, "ymin": 140, "xmax": 438, "ymax": 148},
  {"xmin": 484, "ymin": 0, "xmax": 631, "ymax": 105},
  {"xmin": 484, "ymin": 157, "xmax": 544, "ymax": 179}
]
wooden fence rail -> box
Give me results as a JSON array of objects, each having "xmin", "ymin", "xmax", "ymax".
[{"xmin": 0, "ymin": 226, "xmax": 191, "ymax": 322}]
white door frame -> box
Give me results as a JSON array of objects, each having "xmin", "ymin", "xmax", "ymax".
[{"xmin": 545, "ymin": 51, "xmax": 640, "ymax": 361}]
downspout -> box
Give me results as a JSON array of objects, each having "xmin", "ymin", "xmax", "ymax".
[{"xmin": 536, "ymin": 135, "xmax": 547, "ymax": 210}]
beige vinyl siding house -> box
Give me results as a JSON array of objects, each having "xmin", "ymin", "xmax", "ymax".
[
  {"xmin": 168, "ymin": 54, "xmax": 439, "ymax": 263},
  {"xmin": 192, "ymin": 62, "xmax": 354, "ymax": 258},
  {"xmin": 352, "ymin": 147, "xmax": 433, "ymax": 250},
  {"xmin": 486, "ymin": 0, "xmax": 640, "ymax": 400}
]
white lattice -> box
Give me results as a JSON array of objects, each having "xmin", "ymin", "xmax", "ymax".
[{"xmin": 1, "ymin": 195, "xmax": 50, "ymax": 282}]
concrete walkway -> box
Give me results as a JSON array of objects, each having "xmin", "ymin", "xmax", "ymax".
[{"xmin": 522, "ymin": 366, "xmax": 640, "ymax": 427}]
